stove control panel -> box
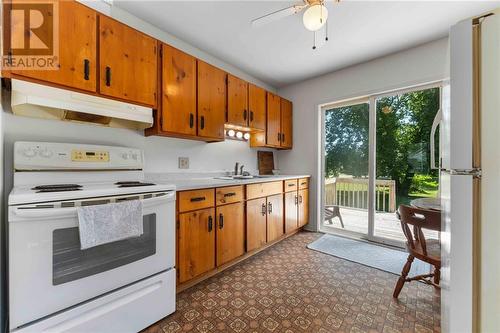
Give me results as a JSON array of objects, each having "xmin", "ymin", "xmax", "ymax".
[
  {"xmin": 71, "ymin": 150, "xmax": 110, "ymax": 162},
  {"xmin": 14, "ymin": 142, "xmax": 144, "ymax": 170}
]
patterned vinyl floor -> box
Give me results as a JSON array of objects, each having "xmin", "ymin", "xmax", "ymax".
[{"xmin": 144, "ymin": 232, "xmax": 440, "ymax": 333}]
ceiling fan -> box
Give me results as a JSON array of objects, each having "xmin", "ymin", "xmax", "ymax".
[{"xmin": 251, "ymin": 0, "xmax": 338, "ymax": 49}]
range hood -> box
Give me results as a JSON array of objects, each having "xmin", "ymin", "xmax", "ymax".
[{"xmin": 10, "ymin": 79, "xmax": 153, "ymax": 130}]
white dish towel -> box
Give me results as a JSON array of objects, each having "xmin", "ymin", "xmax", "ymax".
[{"xmin": 77, "ymin": 200, "xmax": 144, "ymax": 250}]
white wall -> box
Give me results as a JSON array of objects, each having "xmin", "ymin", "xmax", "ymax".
[{"xmin": 277, "ymin": 37, "xmax": 450, "ymax": 231}]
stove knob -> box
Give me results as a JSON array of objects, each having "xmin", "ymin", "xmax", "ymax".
[
  {"xmin": 23, "ymin": 148, "xmax": 36, "ymax": 158},
  {"xmin": 131, "ymin": 153, "xmax": 138, "ymax": 160},
  {"xmin": 122, "ymin": 153, "xmax": 129, "ymax": 160},
  {"xmin": 40, "ymin": 149, "xmax": 53, "ymax": 158}
]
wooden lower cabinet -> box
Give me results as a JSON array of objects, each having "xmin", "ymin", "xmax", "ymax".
[
  {"xmin": 178, "ymin": 208, "xmax": 216, "ymax": 283},
  {"xmin": 284, "ymin": 191, "xmax": 299, "ymax": 233},
  {"xmin": 267, "ymin": 194, "xmax": 284, "ymax": 242},
  {"xmin": 177, "ymin": 179, "xmax": 308, "ymax": 286},
  {"xmin": 246, "ymin": 198, "xmax": 268, "ymax": 252},
  {"xmin": 298, "ymin": 188, "xmax": 309, "ymax": 227},
  {"xmin": 216, "ymin": 202, "xmax": 245, "ymax": 266}
]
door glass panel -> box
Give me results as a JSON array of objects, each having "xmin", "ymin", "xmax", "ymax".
[
  {"xmin": 53, "ymin": 214, "xmax": 156, "ymax": 285},
  {"xmin": 323, "ymin": 102, "xmax": 370, "ymax": 235},
  {"xmin": 374, "ymin": 88, "xmax": 440, "ymax": 242}
]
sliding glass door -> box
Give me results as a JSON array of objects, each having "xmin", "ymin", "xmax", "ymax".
[
  {"xmin": 321, "ymin": 85, "xmax": 441, "ymax": 246},
  {"xmin": 323, "ymin": 100, "xmax": 370, "ymax": 235}
]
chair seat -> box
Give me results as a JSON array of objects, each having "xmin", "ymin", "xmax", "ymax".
[{"xmin": 407, "ymin": 239, "xmax": 441, "ymax": 265}]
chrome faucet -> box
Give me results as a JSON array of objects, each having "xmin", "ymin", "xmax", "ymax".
[
  {"xmin": 234, "ymin": 162, "xmax": 239, "ymax": 175},
  {"xmin": 240, "ymin": 165, "xmax": 245, "ymax": 175}
]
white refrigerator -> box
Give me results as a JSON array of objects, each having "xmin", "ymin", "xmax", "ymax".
[{"xmin": 441, "ymin": 10, "xmax": 500, "ymax": 333}]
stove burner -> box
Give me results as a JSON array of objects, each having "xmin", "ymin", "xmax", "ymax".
[
  {"xmin": 32, "ymin": 184, "xmax": 83, "ymax": 193},
  {"xmin": 115, "ymin": 181, "xmax": 156, "ymax": 188}
]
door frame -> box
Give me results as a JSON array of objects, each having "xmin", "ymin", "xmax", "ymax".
[{"xmin": 318, "ymin": 81, "xmax": 443, "ymax": 248}]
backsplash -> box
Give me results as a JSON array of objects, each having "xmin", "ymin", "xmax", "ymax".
[{"xmin": 2, "ymin": 112, "xmax": 275, "ymax": 189}]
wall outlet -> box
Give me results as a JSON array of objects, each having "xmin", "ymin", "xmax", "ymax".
[{"xmin": 178, "ymin": 157, "xmax": 189, "ymax": 169}]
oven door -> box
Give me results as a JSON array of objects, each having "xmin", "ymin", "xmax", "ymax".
[{"xmin": 8, "ymin": 191, "xmax": 175, "ymax": 329}]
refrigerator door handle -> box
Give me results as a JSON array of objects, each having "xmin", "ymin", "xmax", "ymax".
[
  {"xmin": 441, "ymin": 168, "xmax": 482, "ymax": 178},
  {"xmin": 430, "ymin": 108, "xmax": 442, "ymax": 170}
]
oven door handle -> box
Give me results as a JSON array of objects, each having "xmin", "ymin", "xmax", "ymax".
[{"xmin": 11, "ymin": 193, "xmax": 174, "ymax": 219}]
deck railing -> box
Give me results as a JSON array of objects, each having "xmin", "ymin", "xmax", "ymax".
[{"xmin": 325, "ymin": 177, "xmax": 396, "ymax": 213}]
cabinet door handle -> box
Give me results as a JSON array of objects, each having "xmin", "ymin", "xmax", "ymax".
[
  {"xmin": 84, "ymin": 59, "xmax": 90, "ymax": 81},
  {"xmin": 200, "ymin": 116, "xmax": 205, "ymax": 130},
  {"xmin": 219, "ymin": 213, "xmax": 224, "ymax": 229},
  {"xmin": 208, "ymin": 216, "xmax": 213, "ymax": 232},
  {"xmin": 261, "ymin": 203, "xmax": 267, "ymax": 216},
  {"xmin": 250, "ymin": 111, "xmax": 254, "ymax": 122},
  {"xmin": 105, "ymin": 66, "xmax": 111, "ymax": 86},
  {"xmin": 268, "ymin": 202, "xmax": 273, "ymax": 214},
  {"xmin": 282, "ymin": 133, "xmax": 285, "ymax": 143},
  {"xmin": 223, "ymin": 192, "xmax": 236, "ymax": 197},
  {"xmin": 190, "ymin": 196, "xmax": 206, "ymax": 202},
  {"xmin": 299, "ymin": 195, "xmax": 303, "ymax": 204},
  {"xmin": 295, "ymin": 195, "xmax": 298, "ymax": 205},
  {"xmin": 278, "ymin": 133, "xmax": 281, "ymax": 142},
  {"xmin": 243, "ymin": 109, "xmax": 247, "ymax": 121},
  {"xmin": 189, "ymin": 113, "xmax": 194, "ymax": 128},
  {"xmin": 288, "ymin": 183, "xmax": 295, "ymax": 187}
]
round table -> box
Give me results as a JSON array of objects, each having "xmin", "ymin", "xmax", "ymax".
[{"xmin": 410, "ymin": 197, "xmax": 441, "ymax": 211}]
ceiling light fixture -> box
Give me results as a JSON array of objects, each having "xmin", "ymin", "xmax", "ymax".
[{"xmin": 302, "ymin": 4, "xmax": 328, "ymax": 31}]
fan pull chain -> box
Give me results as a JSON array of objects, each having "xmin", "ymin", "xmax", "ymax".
[
  {"xmin": 325, "ymin": 19, "xmax": 329, "ymax": 42},
  {"xmin": 312, "ymin": 31, "xmax": 316, "ymax": 50}
]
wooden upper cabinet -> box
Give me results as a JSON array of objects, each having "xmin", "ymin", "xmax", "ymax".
[
  {"xmin": 216, "ymin": 202, "xmax": 245, "ymax": 266},
  {"xmin": 280, "ymin": 98, "xmax": 293, "ymax": 149},
  {"xmin": 248, "ymin": 84, "xmax": 266, "ymax": 130},
  {"xmin": 10, "ymin": 1, "xmax": 97, "ymax": 92},
  {"xmin": 266, "ymin": 92, "xmax": 281, "ymax": 147},
  {"xmin": 161, "ymin": 44, "xmax": 197, "ymax": 136},
  {"xmin": 298, "ymin": 188, "xmax": 309, "ymax": 227},
  {"xmin": 227, "ymin": 75, "xmax": 248, "ymax": 127},
  {"xmin": 198, "ymin": 60, "xmax": 226, "ymax": 140},
  {"xmin": 99, "ymin": 16, "xmax": 157, "ymax": 106},
  {"xmin": 246, "ymin": 198, "xmax": 267, "ymax": 252},
  {"xmin": 178, "ymin": 208, "xmax": 216, "ymax": 283}
]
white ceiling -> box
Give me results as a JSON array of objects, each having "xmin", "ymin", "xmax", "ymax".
[{"xmin": 115, "ymin": 1, "xmax": 500, "ymax": 88}]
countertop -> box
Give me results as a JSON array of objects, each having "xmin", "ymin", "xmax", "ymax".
[{"xmin": 146, "ymin": 173, "xmax": 311, "ymax": 191}]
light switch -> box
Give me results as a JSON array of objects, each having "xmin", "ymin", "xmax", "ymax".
[{"xmin": 178, "ymin": 157, "xmax": 189, "ymax": 169}]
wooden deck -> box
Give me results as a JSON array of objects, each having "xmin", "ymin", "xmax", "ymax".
[{"xmin": 323, "ymin": 207, "xmax": 439, "ymax": 242}]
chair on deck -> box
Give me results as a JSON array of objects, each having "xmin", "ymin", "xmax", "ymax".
[
  {"xmin": 393, "ymin": 204, "xmax": 441, "ymax": 298},
  {"xmin": 324, "ymin": 205, "xmax": 344, "ymax": 228}
]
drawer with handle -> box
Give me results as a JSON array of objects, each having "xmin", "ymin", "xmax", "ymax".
[
  {"xmin": 299, "ymin": 178, "xmax": 309, "ymax": 190},
  {"xmin": 246, "ymin": 181, "xmax": 283, "ymax": 200},
  {"xmin": 178, "ymin": 188, "xmax": 215, "ymax": 212},
  {"xmin": 284, "ymin": 179, "xmax": 298, "ymax": 192},
  {"xmin": 216, "ymin": 185, "xmax": 244, "ymax": 205}
]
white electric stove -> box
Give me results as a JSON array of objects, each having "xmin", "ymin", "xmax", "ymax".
[{"xmin": 8, "ymin": 142, "xmax": 176, "ymax": 333}]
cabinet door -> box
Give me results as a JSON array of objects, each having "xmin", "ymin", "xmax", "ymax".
[
  {"xmin": 248, "ymin": 84, "xmax": 266, "ymax": 130},
  {"xmin": 216, "ymin": 202, "xmax": 245, "ymax": 266},
  {"xmin": 198, "ymin": 60, "xmax": 226, "ymax": 140},
  {"xmin": 227, "ymin": 75, "xmax": 248, "ymax": 126},
  {"xmin": 267, "ymin": 194, "xmax": 284, "ymax": 242},
  {"xmin": 246, "ymin": 198, "xmax": 267, "ymax": 252},
  {"xmin": 298, "ymin": 189, "xmax": 309, "ymax": 227},
  {"xmin": 280, "ymin": 98, "xmax": 293, "ymax": 148},
  {"xmin": 11, "ymin": 1, "xmax": 97, "ymax": 92},
  {"xmin": 161, "ymin": 44, "xmax": 196, "ymax": 135},
  {"xmin": 99, "ymin": 16, "xmax": 157, "ymax": 106},
  {"xmin": 266, "ymin": 92, "xmax": 281, "ymax": 146},
  {"xmin": 284, "ymin": 191, "xmax": 298, "ymax": 233},
  {"xmin": 178, "ymin": 208, "xmax": 215, "ymax": 283}
]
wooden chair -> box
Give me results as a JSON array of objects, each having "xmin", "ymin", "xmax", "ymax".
[
  {"xmin": 393, "ymin": 204, "xmax": 441, "ymax": 298},
  {"xmin": 324, "ymin": 205, "xmax": 344, "ymax": 228}
]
